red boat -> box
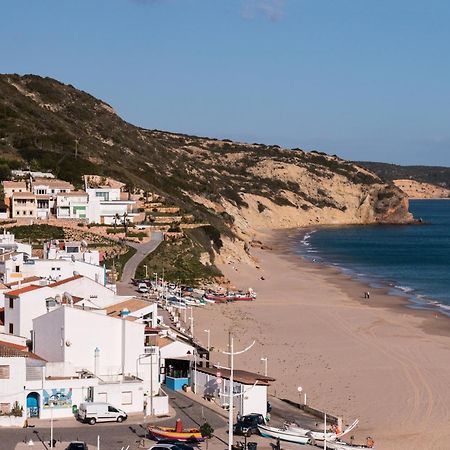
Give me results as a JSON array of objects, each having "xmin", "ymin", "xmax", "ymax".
[{"xmin": 148, "ymin": 419, "xmax": 204, "ymax": 442}]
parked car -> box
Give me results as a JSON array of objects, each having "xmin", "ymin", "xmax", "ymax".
[
  {"xmin": 147, "ymin": 445, "xmax": 194, "ymax": 450},
  {"xmin": 65, "ymin": 443, "xmax": 88, "ymax": 450},
  {"xmin": 233, "ymin": 413, "xmax": 266, "ymax": 436},
  {"xmin": 77, "ymin": 402, "xmax": 127, "ymax": 425},
  {"xmin": 137, "ymin": 283, "xmax": 150, "ymax": 293}
]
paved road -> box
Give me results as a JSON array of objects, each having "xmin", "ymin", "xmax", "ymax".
[
  {"xmin": 117, "ymin": 232, "xmax": 163, "ymax": 296},
  {"xmin": 7, "ymin": 390, "xmax": 227, "ymax": 450}
]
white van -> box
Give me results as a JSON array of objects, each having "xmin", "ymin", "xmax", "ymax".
[{"xmin": 78, "ymin": 402, "xmax": 128, "ymax": 425}]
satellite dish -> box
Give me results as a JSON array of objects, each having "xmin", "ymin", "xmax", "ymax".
[
  {"xmin": 71, "ymin": 255, "xmax": 76, "ymax": 262},
  {"xmin": 81, "ymin": 240, "xmax": 88, "ymax": 248},
  {"xmin": 73, "ymin": 271, "xmax": 80, "ymax": 276}
]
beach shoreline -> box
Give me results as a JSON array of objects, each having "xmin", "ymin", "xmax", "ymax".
[{"xmin": 193, "ymin": 228, "xmax": 450, "ymax": 450}]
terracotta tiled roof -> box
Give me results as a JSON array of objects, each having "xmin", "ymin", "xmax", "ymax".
[
  {"xmin": 5, "ymin": 276, "xmax": 41, "ymax": 288},
  {"xmin": 105, "ymin": 299, "xmax": 151, "ymax": 317},
  {"xmin": 11, "ymin": 192, "xmax": 36, "ymax": 199},
  {"xmin": 0, "ymin": 340, "xmax": 45, "ymax": 361},
  {"xmin": 5, "ymin": 284, "xmax": 43, "ymax": 297},
  {"xmin": 2, "ymin": 181, "xmax": 27, "ymax": 189},
  {"xmin": 48, "ymin": 274, "xmax": 83, "ymax": 287},
  {"xmin": 33, "ymin": 178, "xmax": 74, "ymax": 189}
]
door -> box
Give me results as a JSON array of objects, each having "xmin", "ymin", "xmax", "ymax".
[{"xmin": 26, "ymin": 392, "xmax": 40, "ymax": 418}]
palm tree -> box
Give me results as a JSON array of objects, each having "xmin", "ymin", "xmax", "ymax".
[
  {"xmin": 122, "ymin": 212, "xmax": 129, "ymax": 234},
  {"xmin": 113, "ymin": 213, "xmax": 120, "ymax": 230}
]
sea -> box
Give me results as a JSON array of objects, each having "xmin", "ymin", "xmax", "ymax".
[{"xmin": 289, "ymin": 199, "xmax": 450, "ymax": 315}]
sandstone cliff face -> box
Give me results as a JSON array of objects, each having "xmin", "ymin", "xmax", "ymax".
[
  {"xmin": 0, "ymin": 74, "xmax": 413, "ymax": 266},
  {"xmin": 394, "ymin": 179, "xmax": 450, "ymax": 199}
]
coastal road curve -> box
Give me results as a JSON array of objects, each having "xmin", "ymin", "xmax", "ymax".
[{"xmin": 117, "ymin": 231, "xmax": 163, "ymax": 296}]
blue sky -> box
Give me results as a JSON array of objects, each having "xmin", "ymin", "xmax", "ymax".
[{"xmin": 1, "ymin": 0, "xmax": 450, "ymax": 165}]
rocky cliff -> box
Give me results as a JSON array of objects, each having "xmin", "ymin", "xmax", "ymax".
[{"xmin": 0, "ymin": 74, "xmax": 414, "ymax": 263}]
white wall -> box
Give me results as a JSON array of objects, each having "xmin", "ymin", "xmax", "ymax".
[
  {"xmin": 33, "ymin": 306, "xmax": 145, "ymax": 378},
  {"xmin": 192, "ymin": 370, "xmax": 268, "ymax": 416},
  {"xmin": 93, "ymin": 381, "xmax": 144, "ymax": 414},
  {"xmin": 5, "ymin": 286, "xmax": 55, "ymax": 339},
  {"xmin": 0, "ymin": 357, "xmax": 26, "ymax": 411},
  {"xmin": 20, "ymin": 259, "xmax": 105, "ymax": 285},
  {"xmin": 50, "ymin": 277, "xmax": 118, "ymax": 307}
]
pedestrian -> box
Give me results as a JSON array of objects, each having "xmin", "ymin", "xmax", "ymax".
[
  {"xmin": 236, "ymin": 411, "xmax": 241, "ymax": 422},
  {"xmin": 367, "ymin": 291, "xmax": 370, "ymax": 299}
]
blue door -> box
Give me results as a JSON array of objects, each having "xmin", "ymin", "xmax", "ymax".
[{"xmin": 27, "ymin": 392, "xmax": 40, "ymax": 418}]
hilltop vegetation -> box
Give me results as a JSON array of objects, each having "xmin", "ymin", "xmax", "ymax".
[
  {"xmin": 356, "ymin": 161, "xmax": 450, "ymax": 189},
  {"xmin": 0, "ymin": 74, "xmax": 413, "ymax": 266}
]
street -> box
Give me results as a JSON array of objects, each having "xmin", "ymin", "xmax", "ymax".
[{"xmin": 6, "ymin": 390, "xmax": 228, "ymax": 450}]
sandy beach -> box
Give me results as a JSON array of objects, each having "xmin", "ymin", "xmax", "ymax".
[{"xmin": 192, "ymin": 231, "xmax": 450, "ymax": 450}]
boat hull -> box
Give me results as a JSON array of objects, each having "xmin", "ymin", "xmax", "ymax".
[
  {"xmin": 258, "ymin": 425, "xmax": 312, "ymax": 445},
  {"xmin": 148, "ymin": 426, "xmax": 204, "ymax": 442}
]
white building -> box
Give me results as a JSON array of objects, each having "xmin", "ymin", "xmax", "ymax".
[
  {"xmin": 84, "ymin": 176, "xmax": 136, "ymax": 225},
  {"xmin": 0, "ymin": 336, "xmax": 46, "ymax": 426},
  {"xmin": 4, "ymin": 285, "xmax": 56, "ymax": 339},
  {"xmin": 0, "ymin": 256, "xmax": 106, "ymax": 285},
  {"xmin": 0, "ymin": 334, "xmax": 144, "ymax": 422},
  {"xmin": 44, "ymin": 240, "xmax": 100, "ymax": 266},
  {"xmin": 0, "ymin": 230, "xmax": 32, "ymax": 256},
  {"xmin": 192, "ymin": 367, "xmax": 274, "ymax": 416},
  {"xmin": 33, "ymin": 305, "xmax": 145, "ymax": 379},
  {"xmin": 56, "ymin": 192, "xmax": 88, "ymax": 220}
]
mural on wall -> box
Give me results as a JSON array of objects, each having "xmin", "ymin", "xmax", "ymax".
[{"xmin": 43, "ymin": 388, "xmax": 73, "ymax": 409}]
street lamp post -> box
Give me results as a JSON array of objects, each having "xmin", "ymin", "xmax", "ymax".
[
  {"xmin": 189, "ymin": 307, "xmax": 194, "ymax": 338},
  {"xmin": 260, "ymin": 357, "xmax": 268, "ymax": 376},
  {"xmin": 297, "ymin": 386, "xmax": 306, "ymax": 405},
  {"xmin": 204, "ymin": 329, "xmax": 211, "ymax": 351},
  {"xmin": 220, "ymin": 334, "xmax": 256, "ymax": 450}
]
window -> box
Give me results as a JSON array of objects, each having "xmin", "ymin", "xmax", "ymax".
[
  {"xmin": 108, "ymin": 406, "xmax": 119, "ymax": 413},
  {"xmin": 29, "ymin": 211, "xmax": 33, "ymax": 215},
  {"xmin": 121, "ymin": 391, "xmax": 132, "ymax": 405},
  {"xmin": 0, "ymin": 366, "xmax": 10, "ymax": 379},
  {"xmin": 15, "ymin": 265, "xmax": 20, "ymax": 273},
  {"xmin": 0, "ymin": 403, "xmax": 10, "ymax": 414},
  {"xmin": 95, "ymin": 191, "xmax": 109, "ymax": 201},
  {"xmin": 9, "ymin": 298, "xmax": 13, "ymax": 309},
  {"xmin": 8, "ymin": 323, "xmax": 13, "ymax": 334}
]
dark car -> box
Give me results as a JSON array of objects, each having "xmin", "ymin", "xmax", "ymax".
[
  {"xmin": 66, "ymin": 443, "xmax": 88, "ymax": 450},
  {"xmin": 233, "ymin": 413, "xmax": 266, "ymax": 436}
]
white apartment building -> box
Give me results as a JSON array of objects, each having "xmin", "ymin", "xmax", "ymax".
[
  {"xmin": 0, "ymin": 230, "xmax": 32, "ymax": 256},
  {"xmin": 0, "ymin": 256, "xmax": 106, "ymax": 285},
  {"xmin": 4, "ymin": 285, "xmax": 56, "ymax": 339},
  {"xmin": 0, "ymin": 334, "xmax": 144, "ymax": 423},
  {"xmin": 43, "ymin": 240, "xmax": 100, "ymax": 266},
  {"xmin": 56, "ymin": 192, "xmax": 88, "ymax": 219}
]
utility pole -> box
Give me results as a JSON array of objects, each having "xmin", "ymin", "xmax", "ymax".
[
  {"xmin": 219, "ymin": 333, "xmax": 256, "ymax": 450},
  {"xmin": 75, "ymin": 138, "xmax": 79, "ymax": 158}
]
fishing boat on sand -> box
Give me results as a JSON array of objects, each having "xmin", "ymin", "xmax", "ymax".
[
  {"xmin": 148, "ymin": 419, "xmax": 204, "ymax": 442},
  {"xmin": 257, "ymin": 424, "xmax": 313, "ymax": 445},
  {"xmin": 323, "ymin": 438, "xmax": 375, "ymax": 449},
  {"xmin": 286, "ymin": 418, "xmax": 360, "ymax": 442}
]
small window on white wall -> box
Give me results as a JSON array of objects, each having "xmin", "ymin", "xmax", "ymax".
[
  {"xmin": 0, "ymin": 403, "xmax": 10, "ymax": 414},
  {"xmin": 121, "ymin": 391, "xmax": 132, "ymax": 405},
  {"xmin": 0, "ymin": 365, "xmax": 10, "ymax": 379},
  {"xmin": 97, "ymin": 392, "xmax": 107, "ymax": 403}
]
